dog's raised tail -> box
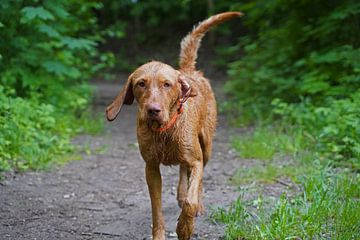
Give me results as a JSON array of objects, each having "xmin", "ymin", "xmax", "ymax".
[{"xmin": 179, "ymin": 11, "xmax": 243, "ymax": 71}]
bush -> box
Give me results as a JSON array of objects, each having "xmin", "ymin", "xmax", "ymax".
[
  {"xmin": 272, "ymin": 90, "xmax": 360, "ymax": 167},
  {"xmin": 224, "ymin": 0, "xmax": 360, "ymax": 162},
  {"xmin": 226, "ymin": 1, "xmax": 360, "ymax": 108},
  {"xmin": 0, "ymin": 0, "xmax": 113, "ymax": 172},
  {"xmin": 0, "ymin": 87, "xmax": 69, "ymax": 171}
]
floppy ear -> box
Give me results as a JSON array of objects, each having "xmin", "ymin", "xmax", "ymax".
[
  {"xmin": 178, "ymin": 75, "xmax": 197, "ymax": 103},
  {"xmin": 106, "ymin": 76, "xmax": 134, "ymax": 121}
]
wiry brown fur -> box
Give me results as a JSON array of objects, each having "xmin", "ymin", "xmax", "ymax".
[
  {"xmin": 106, "ymin": 12, "xmax": 243, "ymax": 240},
  {"xmin": 179, "ymin": 11, "xmax": 243, "ymax": 71}
]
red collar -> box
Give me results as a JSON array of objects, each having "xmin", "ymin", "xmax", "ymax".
[{"xmin": 154, "ymin": 100, "xmax": 184, "ymax": 133}]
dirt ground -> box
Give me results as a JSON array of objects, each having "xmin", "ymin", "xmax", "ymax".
[{"xmin": 0, "ymin": 71, "xmax": 288, "ymax": 240}]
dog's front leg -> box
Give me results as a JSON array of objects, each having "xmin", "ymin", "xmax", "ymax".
[
  {"xmin": 145, "ymin": 163, "xmax": 165, "ymax": 240},
  {"xmin": 177, "ymin": 164, "xmax": 188, "ymax": 208},
  {"xmin": 176, "ymin": 160, "xmax": 203, "ymax": 240}
]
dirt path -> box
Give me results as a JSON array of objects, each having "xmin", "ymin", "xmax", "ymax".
[{"xmin": 0, "ymin": 75, "xmax": 245, "ymax": 240}]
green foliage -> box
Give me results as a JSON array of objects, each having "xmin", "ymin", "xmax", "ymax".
[
  {"xmin": 225, "ymin": 0, "xmax": 360, "ymax": 163},
  {"xmin": 100, "ymin": 0, "xmax": 207, "ymax": 42},
  {"xmin": 226, "ymin": 0, "xmax": 360, "ymax": 105},
  {"xmin": 0, "ymin": 0, "xmax": 109, "ymax": 172},
  {"xmin": 98, "ymin": 0, "xmax": 241, "ymax": 70},
  {"xmin": 211, "ymin": 168, "xmax": 360, "ymax": 239},
  {"xmin": 1, "ymin": 0, "xmax": 111, "ymax": 91},
  {"xmin": 0, "ymin": 87, "xmax": 68, "ymax": 171},
  {"xmin": 272, "ymin": 91, "xmax": 360, "ymax": 167}
]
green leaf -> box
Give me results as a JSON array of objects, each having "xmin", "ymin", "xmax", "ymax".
[
  {"xmin": 45, "ymin": 3, "xmax": 69, "ymax": 19},
  {"xmin": 21, "ymin": 6, "xmax": 55, "ymax": 22},
  {"xmin": 66, "ymin": 67, "xmax": 81, "ymax": 79},
  {"xmin": 61, "ymin": 37, "xmax": 96, "ymax": 51},
  {"xmin": 42, "ymin": 61, "xmax": 68, "ymax": 76},
  {"xmin": 37, "ymin": 24, "xmax": 60, "ymax": 38}
]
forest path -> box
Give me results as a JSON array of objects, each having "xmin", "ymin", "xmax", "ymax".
[{"xmin": 0, "ymin": 73, "xmax": 280, "ymax": 240}]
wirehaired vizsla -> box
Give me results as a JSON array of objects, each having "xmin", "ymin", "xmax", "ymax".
[{"xmin": 106, "ymin": 12, "xmax": 243, "ymax": 240}]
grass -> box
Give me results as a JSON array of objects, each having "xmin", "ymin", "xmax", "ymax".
[
  {"xmin": 230, "ymin": 126, "xmax": 314, "ymax": 184},
  {"xmin": 231, "ymin": 126, "xmax": 311, "ymax": 161},
  {"xmin": 212, "ymin": 167, "xmax": 360, "ymax": 239},
  {"xmin": 211, "ymin": 125, "xmax": 360, "ymax": 239}
]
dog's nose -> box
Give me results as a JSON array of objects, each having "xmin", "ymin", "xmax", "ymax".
[{"xmin": 147, "ymin": 104, "xmax": 161, "ymax": 117}]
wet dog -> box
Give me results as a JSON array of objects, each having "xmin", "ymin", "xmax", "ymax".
[{"xmin": 106, "ymin": 12, "xmax": 243, "ymax": 240}]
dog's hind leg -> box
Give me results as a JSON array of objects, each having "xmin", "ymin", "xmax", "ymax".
[{"xmin": 196, "ymin": 129, "xmax": 215, "ymax": 216}]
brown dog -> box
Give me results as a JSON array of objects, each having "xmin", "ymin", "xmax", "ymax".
[{"xmin": 106, "ymin": 12, "xmax": 243, "ymax": 240}]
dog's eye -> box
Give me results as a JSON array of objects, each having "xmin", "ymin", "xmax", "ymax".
[
  {"xmin": 137, "ymin": 81, "xmax": 146, "ymax": 88},
  {"xmin": 164, "ymin": 82, "xmax": 171, "ymax": 88}
]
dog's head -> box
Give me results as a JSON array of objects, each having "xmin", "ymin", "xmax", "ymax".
[{"xmin": 106, "ymin": 61, "xmax": 196, "ymax": 129}]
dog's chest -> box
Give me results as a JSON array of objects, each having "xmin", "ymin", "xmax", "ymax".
[{"xmin": 138, "ymin": 134, "xmax": 184, "ymax": 165}]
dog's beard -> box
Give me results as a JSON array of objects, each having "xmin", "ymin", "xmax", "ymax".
[
  {"xmin": 146, "ymin": 113, "xmax": 169, "ymax": 131},
  {"xmin": 147, "ymin": 119, "xmax": 161, "ymax": 130}
]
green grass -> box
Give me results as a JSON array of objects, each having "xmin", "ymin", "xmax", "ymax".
[
  {"xmin": 230, "ymin": 126, "xmax": 314, "ymax": 184},
  {"xmin": 211, "ymin": 168, "xmax": 360, "ymax": 239},
  {"xmin": 212, "ymin": 125, "xmax": 360, "ymax": 239},
  {"xmin": 231, "ymin": 126, "xmax": 311, "ymax": 161}
]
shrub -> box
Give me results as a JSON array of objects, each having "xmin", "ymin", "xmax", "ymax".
[
  {"xmin": 272, "ymin": 90, "xmax": 360, "ymax": 167},
  {"xmin": 224, "ymin": 0, "xmax": 360, "ymax": 162},
  {"xmin": 0, "ymin": 0, "xmax": 113, "ymax": 172},
  {"xmin": 226, "ymin": 1, "xmax": 360, "ymax": 109}
]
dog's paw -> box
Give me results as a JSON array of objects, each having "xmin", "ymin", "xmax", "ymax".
[
  {"xmin": 196, "ymin": 202, "xmax": 205, "ymax": 217},
  {"xmin": 176, "ymin": 210, "xmax": 195, "ymax": 240}
]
